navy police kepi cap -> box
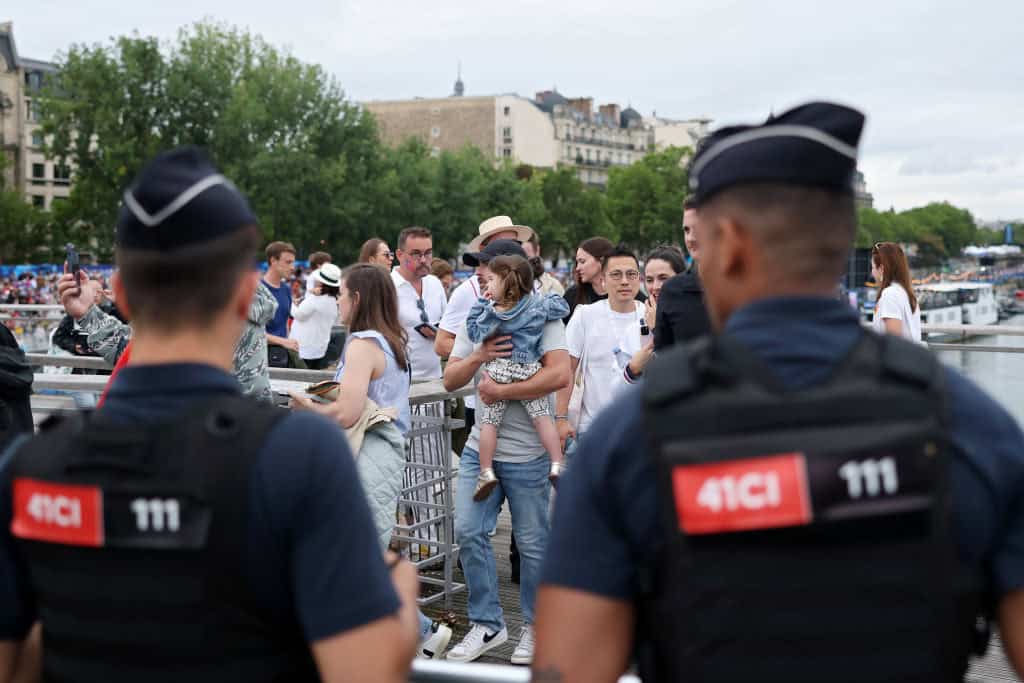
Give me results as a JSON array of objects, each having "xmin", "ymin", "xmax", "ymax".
[
  {"xmin": 687, "ymin": 101, "xmax": 865, "ymax": 205},
  {"xmin": 116, "ymin": 146, "xmax": 257, "ymax": 250}
]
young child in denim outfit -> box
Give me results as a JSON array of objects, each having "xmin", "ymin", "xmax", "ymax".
[{"xmin": 466, "ymin": 255, "xmax": 570, "ymax": 501}]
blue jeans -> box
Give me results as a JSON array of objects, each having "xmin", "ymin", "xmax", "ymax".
[{"xmin": 455, "ymin": 447, "xmax": 551, "ymax": 632}]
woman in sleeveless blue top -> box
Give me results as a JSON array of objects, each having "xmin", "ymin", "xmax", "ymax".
[
  {"xmin": 295, "ymin": 264, "xmax": 452, "ymax": 657},
  {"xmin": 335, "ymin": 330, "xmax": 411, "ymax": 436}
]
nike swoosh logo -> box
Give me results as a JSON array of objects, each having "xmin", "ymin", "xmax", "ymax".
[{"xmin": 483, "ymin": 631, "xmax": 499, "ymax": 643}]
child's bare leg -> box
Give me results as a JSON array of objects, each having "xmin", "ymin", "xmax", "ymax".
[
  {"xmin": 473, "ymin": 422, "xmax": 500, "ymax": 502},
  {"xmin": 533, "ymin": 415, "xmax": 567, "ymax": 486},
  {"xmin": 478, "ymin": 423, "xmax": 497, "ymax": 471},
  {"xmin": 533, "ymin": 415, "xmax": 563, "ymax": 465}
]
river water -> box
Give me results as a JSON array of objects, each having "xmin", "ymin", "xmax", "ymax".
[{"xmin": 933, "ymin": 314, "xmax": 1024, "ymax": 426}]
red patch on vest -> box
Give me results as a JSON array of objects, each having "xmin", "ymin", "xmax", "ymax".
[
  {"xmin": 10, "ymin": 478, "xmax": 104, "ymax": 547},
  {"xmin": 672, "ymin": 453, "xmax": 812, "ymax": 534}
]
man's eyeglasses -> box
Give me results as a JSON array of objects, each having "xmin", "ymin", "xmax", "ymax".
[
  {"xmin": 606, "ymin": 270, "xmax": 640, "ymax": 282},
  {"xmin": 407, "ymin": 250, "xmax": 433, "ymax": 262}
]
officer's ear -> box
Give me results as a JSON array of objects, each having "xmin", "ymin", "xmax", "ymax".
[
  {"xmin": 234, "ymin": 270, "xmax": 259, "ymax": 321},
  {"xmin": 714, "ymin": 214, "xmax": 751, "ymax": 279},
  {"xmin": 111, "ymin": 272, "xmax": 132, "ymax": 320}
]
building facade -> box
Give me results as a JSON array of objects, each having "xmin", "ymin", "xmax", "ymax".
[
  {"xmin": 365, "ymin": 77, "xmax": 709, "ymax": 188},
  {"xmin": 364, "ymin": 92, "xmax": 558, "ymax": 170},
  {"xmin": 645, "ymin": 115, "xmax": 712, "ymax": 152},
  {"xmin": 853, "ymin": 170, "xmax": 874, "ymax": 210},
  {"xmin": 0, "ymin": 22, "xmax": 68, "ymax": 210}
]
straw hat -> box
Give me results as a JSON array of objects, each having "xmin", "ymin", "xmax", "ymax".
[{"xmin": 466, "ymin": 216, "xmax": 535, "ymax": 253}]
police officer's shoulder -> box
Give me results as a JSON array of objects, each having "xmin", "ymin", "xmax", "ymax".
[
  {"xmin": 644, "ymin": 335, "xmax": 712, "ymax": 405},
  {"xmin": 256, "ymin": 410, "xmax": 354, "ymax": 486},
  {"xmin": 577, "ymin": 386, "xmax": 648, "ymax": 484}
]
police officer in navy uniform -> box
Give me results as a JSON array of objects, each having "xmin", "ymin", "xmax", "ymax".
[
  {"xmin": 533, "ymin": 102, "xmax": 1024, "ymax": 682},
  {"xmin": 0, "ymin": 148, "xmax": 420, "ymax": 682}
]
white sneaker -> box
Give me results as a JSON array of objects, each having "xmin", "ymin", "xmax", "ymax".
[
  {"xmin": 445, "ymin": 623, "xmax": 508, "ymax": 662},
  {"xmin": 418, "ymin": 621, "xmax": 452, "ymax": 659},
  {"xmin": 510, "ymin": 624, "xmax": 535, "ymax": 665}
]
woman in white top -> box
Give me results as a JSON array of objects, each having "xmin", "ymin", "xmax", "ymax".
[
  {"xmin": 871, "ymin": 242, "xmax": 923, "ymax": 343},
  {"xmin": 289, "ymin": 263, "xmax": 342, "ymax": 369}
]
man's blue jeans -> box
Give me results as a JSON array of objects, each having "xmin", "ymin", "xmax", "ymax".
[{"xmin": 455, "ymin": 447, "xmax": 551, "ymax": 633}]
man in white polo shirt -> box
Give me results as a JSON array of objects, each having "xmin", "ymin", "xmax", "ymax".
[{"xmin": 392, "ymin": 226, "xmax": 447, "ymax": 380}]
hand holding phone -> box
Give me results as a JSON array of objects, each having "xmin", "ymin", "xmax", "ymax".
[
  {"xmin": 414, "ymin": 322, "xmax": 437, "ymax": 340},
  {"xmin": 65, "ymin": 243, "xmax": 80, "ymax": 295}
]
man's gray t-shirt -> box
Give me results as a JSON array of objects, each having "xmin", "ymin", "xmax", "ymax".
[{"xmin": 451, "ymin": 320, "xmax": 567, "ymax": 464}]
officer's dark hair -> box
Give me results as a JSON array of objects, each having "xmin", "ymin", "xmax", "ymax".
[
  {"xmin": 701, "ymin": 182, "xmax": 857, "ymax": 284},
  {"xmin": 487, "ymin": 255, "xmax": 534, "ymax": 309},
  {"xmin": 117, "ymin": 224, "xmax": 262, "ymax": 331},
  {"xmin": 646, "ymin": 246, "xmax": 687, "ymax": 275},
  {"xmin": 683, "ymin": 196, "xmax": 698, "ymax": 211},
  {"xmin": 602, "ymin": 244, "xmax": 640, "ymax": 270},
  {"xmin": 397, "ymin": 226, "xmax": 431, "ymax": 251}
]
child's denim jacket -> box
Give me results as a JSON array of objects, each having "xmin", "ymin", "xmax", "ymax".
[{"xmin": 466, "ymin": 293, "xmax": 570, "ymax": 364}]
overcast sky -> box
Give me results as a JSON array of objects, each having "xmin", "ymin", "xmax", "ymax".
[{"xmin": 10, "ymin": 0, "xmax": 1024, "ymax": 222}]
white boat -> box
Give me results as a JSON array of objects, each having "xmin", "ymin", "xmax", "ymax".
[
  {"xmin": 917, "ymin": 288, "xmax": 963, "ymax": 326},
  {"xmin": 918, "ymin": 282, "xmax": 999, "ymax": 327}
]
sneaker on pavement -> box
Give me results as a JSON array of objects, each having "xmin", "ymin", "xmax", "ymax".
[
  {"xmin": 510, "ymin": 625, "xmax": 535, "ymax": 665},
  {"xmin": 419, "ymin": 621, "xmax": 453, "ymax": 660},
  {"xmin": 445, "ymin": 624, "xmax": 508, "ymax": 663}
]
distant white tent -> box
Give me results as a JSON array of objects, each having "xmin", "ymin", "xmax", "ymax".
[{"xmin": 962, "ymin": 244, "xmax": 1022, "ymax": 258}]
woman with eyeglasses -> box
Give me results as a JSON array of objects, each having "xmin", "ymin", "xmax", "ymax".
[
  {"xmin": 557, "ymin": 245, "xmax": 649, "ymax": 461},
  {"xmin": 359, "ymin": 237, "xmax": 394, "ymax": 269},
  {"xmin": 871, "ymin": 242, "xmax": 923, "ymax": 343}
]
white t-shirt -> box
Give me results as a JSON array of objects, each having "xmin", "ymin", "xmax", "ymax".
[
  {"xmin": 289, "ymin": 293, "xmax": 338, "ymax": 359},
  {"xmin": 305, "ymin": 271, "xmax": 319, "ymax": 293},
  {"xmin": 391, "ymin": 269, "xmax": 447, "ymax": 380},
  {"xmin": 439, "ymin": 276, "xmax": 483, "ymax": 409},
  {"xmin": 451, "ymin": 320, "xmax": 567, "ymax": 463},
  {"xmin": 873, "ymin": 283, "xmax": 923, "ymax": 344},
  {"xmin": 566, "ymin": 300, "xmax": 646, "ymax": 433}
]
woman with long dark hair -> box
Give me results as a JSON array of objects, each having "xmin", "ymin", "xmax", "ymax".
[
  {"xmin": 871, "ymin": 241, "xmax": 922, "ymax": 343},
  {"xmin": 291, "ymin": 263, "xmax": 453, "ymax": 658}
]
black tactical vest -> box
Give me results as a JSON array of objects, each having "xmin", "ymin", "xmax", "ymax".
[
  {"xmin": 9, "ymin": 396, "xmax": 319, "ymax": 683},
  {"xmin": 639, "ymin": 332, "xmax": 982, "ymax": 683}
]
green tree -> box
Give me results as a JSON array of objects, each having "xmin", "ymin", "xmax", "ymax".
[
  {"xmin": 39, "ymin": 21, "xmax": 378, "ymax": 260},
  {"xmin": 605, "ymin": 146, "xmax": 689, "ymax": 252},
  {"xmin": 538, "ymin": 167, "xmax": 613, "ymax": 256}
]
